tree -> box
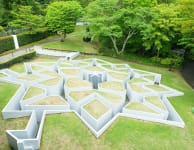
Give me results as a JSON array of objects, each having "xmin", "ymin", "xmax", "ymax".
[
  {"xmin": 141, "ymin": 4, "xmax": 179, "ymax": 57},
  {"xmin": 9, "ymin": 5, "xmax": 43, "ymax": 30},
  {"xmin": 0, "ymin": 0, "xmax": 5, "ymax": 24},
  {"xmin": 46, "ymin": 1, "xmax": 82, "ymax": 40},
  {"xmin": 1, "ymin": 0, "xmax": 44, "ymax": 26},
  {"xmin": 177, "ymin": 0, "xmax": 194, "ymax": 53},
  {"xmin": 86, "ymin": 0, "xmax": 157, "ymax": 55}
]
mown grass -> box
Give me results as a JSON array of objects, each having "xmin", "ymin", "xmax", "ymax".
[
  {"xmin": 42, "ymin": 26, "xmax": 99, "ymax": 54},
  {"xmin": 0, "ymin": 82, "xmax": 29, "ymax": 150}
]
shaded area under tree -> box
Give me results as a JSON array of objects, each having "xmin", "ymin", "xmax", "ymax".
[{"xmin": 181, "ymin": 60, "xmax": 194, "ymax": 89}]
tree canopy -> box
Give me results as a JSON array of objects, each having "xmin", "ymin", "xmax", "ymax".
[
  {"xmin": 9, "ymin": 5, "xmax": 43, "ymax": 30},
  {"xmin": 0, "ymin": 0, "xmax": 193, "ymax": 60},
  {"xmin": 46, "ymin": 1, "xmax": 82, "ymax": 39}
]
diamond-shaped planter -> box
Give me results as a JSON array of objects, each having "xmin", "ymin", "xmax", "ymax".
[{"xmin": 81, "ymin": 97, "xmax": 112, "ymax": 131}]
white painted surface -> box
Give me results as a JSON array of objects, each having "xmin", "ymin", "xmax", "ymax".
[{"xmin": 11, "ymin": 35, "xmax": 19, "ymax": 49}]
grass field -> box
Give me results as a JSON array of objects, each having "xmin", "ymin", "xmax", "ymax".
[
  {"xmin": 0, "ymin": 82, "xmax": 29, "ymax": 149},
  {"xmin": 42, "ymin": 26, "xmax": 99, "ymax": 54}
]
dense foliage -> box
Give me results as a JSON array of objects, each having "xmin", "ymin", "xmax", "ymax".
[
  {"xmin": 86, "ymin": 0, "xmax": 194, "ymax": 60},
  {"xmin": 0, "ymin": 28, "xmax": 50, "ymax": 53},
  {"xmin": 46, "ymin": 1, "xmax": 82, "ymax": 40},
  {"xmin": 0, "ymin": 0, "xmax": 193, "ymax": 61},
  {"xmin": 0, "ymin": 35, "xmax": 15, "ymax": 53}
]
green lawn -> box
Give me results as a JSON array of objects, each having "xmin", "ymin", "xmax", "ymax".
[
  {"xmin": 0, "ymin": 82, "xmax": 29, "ymax": 150},
  {"xmin": 42, "ymin": 26, "xmax": 99, "ymax": 54},
  {"xmin": 0, "ymin": 55, "xmax": 194, "ymax": 150}
]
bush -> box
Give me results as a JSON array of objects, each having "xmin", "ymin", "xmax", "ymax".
[
  {"xmin": 151, "ymin": 57, "xmax": 161, "ymax": 64},
  {"xmin": 0, "ymin": 26, "xmax": 4, "ymax": 32},
  {"xmin": 0, "ymin": 36, "xmax": 15, "ymax": 54},
  {"xmin": 151, "ymin": 56, "xmax": 183, "ymax": 68},
  {"xmin": 0, "ymin": 51, "xmax": 36, "ymax": 69},
  {"xmin": 17, "ymin": 28, "xmax": 51, "ymax": 46},
  {"xmin": 188, "ymin": 49, "xmax": 194, "ymax": 60},
  {"xmin": 0, "ymin": 28, "xmax": 51, "ymax": 54}
]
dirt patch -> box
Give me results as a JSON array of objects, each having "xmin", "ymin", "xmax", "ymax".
[
  {"xmin": 99, "ymin": 81, "xmax": 125, "ymax": 91},
  {"xmin": 32, "ymin": 96, "xmax": 67, "ymax": 105},
  {"xmin": 66, "ymin": 78, "xmax": 91, "ymax": 88},
  {"xmin": 84, "ymin": 100, "xmax": 109, "ymax": 119},
  {"xmin": 126, "ymin": 102, "xmax": 158, "ymax": 113}
]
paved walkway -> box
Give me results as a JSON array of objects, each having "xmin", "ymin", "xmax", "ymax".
[
  {"xmin": 0, "ymin": 47, "xmax": 34, "ymax": 63},
  {"xmin": 0, "ymin": 36, "xmax": 61, "ymax": 63}
]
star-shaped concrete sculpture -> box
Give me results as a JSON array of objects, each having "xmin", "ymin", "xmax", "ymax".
[{"xmin": 0, "ymin": 57, "xmax": 184, "ymax": 150}]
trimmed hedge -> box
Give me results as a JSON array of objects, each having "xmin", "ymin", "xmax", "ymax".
[
  {"xmin": 0, "ymin": 51, "xmax": 36, "ymax": 69},
  {"xmin": 0, "ymin": 28, "xmax": 51, "ymax": 54},
  {"xmin": 0, "ymin": 36, "xmax": 15, "ymax": 54},
  {"xmin": 17, "ymin": 28, "xmax": 51, "ymax": 46}
]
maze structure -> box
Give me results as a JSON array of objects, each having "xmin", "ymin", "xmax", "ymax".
[{"xmin": 0, "ymin": 57, "xmax": 184, "ymax": 150}]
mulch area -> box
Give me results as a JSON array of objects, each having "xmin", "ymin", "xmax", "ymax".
[{"xmin": 181, "ymin": 60, "xmax": 194, "ymax": 89}]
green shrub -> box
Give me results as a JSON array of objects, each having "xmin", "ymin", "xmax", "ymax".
[
  {"xmin": 151, "ymin": 57, "xmax": 161, "ymax": 63},
  {"xmin": 188, "ymin": 49, "xmax": 194, "ymax": 60},
  {"xmin": 192, "ymin": 107, "xmax": 194, "ymax": 113},
  {"xmin": 0, "ymin": 51, "xmax": 36, "ymax": 69},
  {"xmin": 150, "ymin": 56, "xmax": 183, "ymax": 68},
  {"xmin": 17, "ymin": 28, "xmax": 51, "ymax": 46},
  {"xmin": 160, "ymin": 56, "xmax": 183, "ymax": 68},
  {"xmin": 0, "ymin": 36, "xmax": 15, "ymax": 54},
  {"xmin": 0, "ymin": 26, "xmax": 4, "ymax": 32},
  {"xmin": 0, "ymin": 28, "xmax": 51, "ymax": 54}
]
